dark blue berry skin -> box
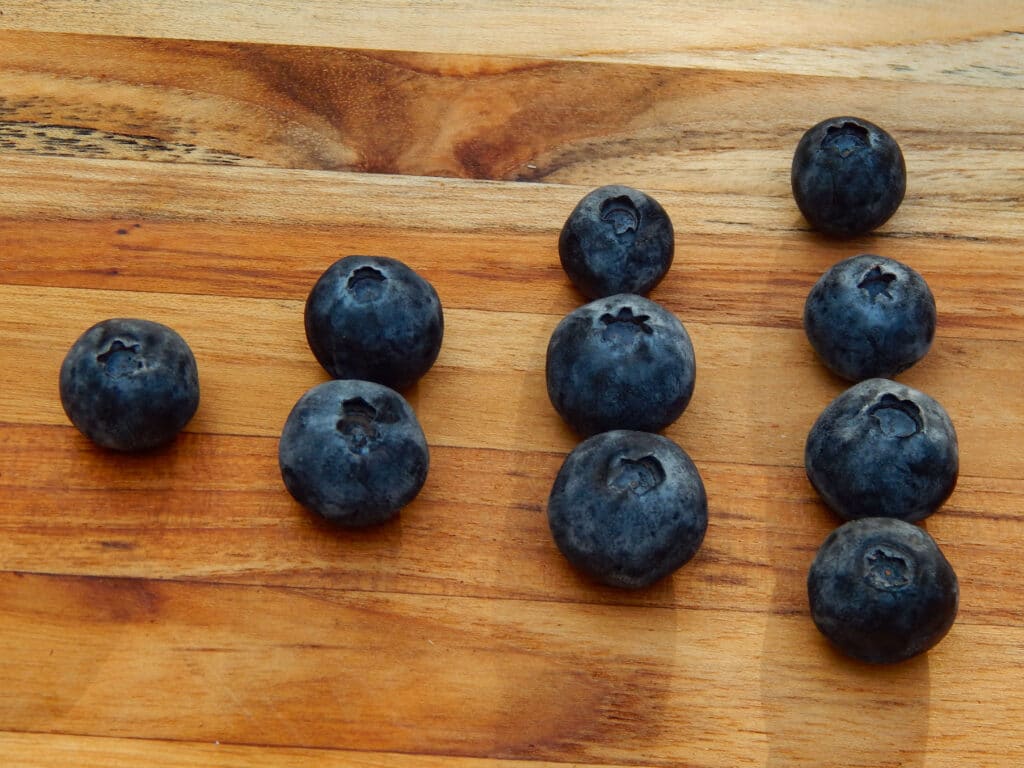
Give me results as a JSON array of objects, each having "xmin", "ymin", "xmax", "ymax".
[
  {"xmin": 304, "ymin": 256, "xmax": 443, "ymax": 391},
  {"xmin": 805, "ymin": 378, "xmax": 958, "ymax": 523},
  {"xmin": 804, "ymin": 254, "xmax": 936, "ymax": 381},
  {"xmin": 278, "ymin": 379, "xmax": 429, "ymax": 527},
  {"xmin": 791, "ymin": 116, "xmax": 906, "ymax": 238},
  {"xmin": 548, "ymin": 430, "xmax": 707, "ymax": 589},
  {"xmin": 558, "ymin": 185, "xmax": 674, "ymax": 299},
  {"xmin": 59, "ymin": 318, "xmax": 199, "ymax": 452},
  {"xmin": 545, "ymin": 294, "xmax": 696, "ymax": 436},
  {"xmin": 808, "ymin": 517, "xmax": 958, "ymax": 664}
]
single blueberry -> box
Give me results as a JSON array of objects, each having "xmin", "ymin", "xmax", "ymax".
[
  {"xmin": 59, "ymin": 318, "xmax": 200, "ymax": 451},
  {"xmin": 804, "ymin": 254, "xmax": 936, "ymax": 381},
  {"xmin": 791, "ymin": 116, "xmax": 906, "ymax": 238},
  {"xmin": 558, "ymin": 185, "xmax": 674, "ymax": 299},
  {"xmin": 304, "ymin": 255, "xmax": 444, "ymax": 390},
  {"xmin": 808, "ymin": 517, "xmax": 958, "ymax": 664},
  {"xmin": 545, "ymin": 294, "xmax": 696, "ymax": 436},
  {"xmin": 278, "ymin": 379, "xmax": 429, "ymax": 527},
  {"xmin": 805, "ymin": 378, "xmax": 958, "ymax": 523},
  {"xmin": 547, "ymin": 430, "xmax": 707, "ymax": 589}
]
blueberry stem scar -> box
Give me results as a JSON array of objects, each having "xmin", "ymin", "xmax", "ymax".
[
  {"xmin": 858, "ymin": 265, "xmax": 897, "ymax": 300},
  {"xmin": 599, "ymin": 195, "xmax": 640, "ymax": 236}
]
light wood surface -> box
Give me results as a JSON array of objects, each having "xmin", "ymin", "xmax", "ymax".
[{"xmin": 2, "ymin": 4, "xmax": 1023, "ymax": 767}]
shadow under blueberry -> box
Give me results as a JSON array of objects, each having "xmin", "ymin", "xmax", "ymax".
[
  {"xmin": 494, "ymin": 535, "xmax": 681, "ymax": 762},
  {"xmin": 760, "ymin": 600, "xmax": 930, "ymax": 768},
  {"xmin": 757, "ymin": 403, "xmax": 929, "ymax": 767},
  {"xmin": 750, "ymin": 231, "xmax": 929, "ymax": 766},
  {"xmin": 473, "ymin": 314, "xmax": 681, "ymax": 763},
  {"xmin": 281, "ymin": 462, "xmax": 410, "ymax": 590},
  {"xmin": 755, "ymin": 391, "xmax": 930, "ymax": 766},
  {"xmin": 276, "ymin": 376, "xmax": 431, "ymax": 576}
]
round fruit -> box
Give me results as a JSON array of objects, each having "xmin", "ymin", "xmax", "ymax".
[
  {"xmin": 804, "ymin": 253, "xmax": 936, "ymax": 381},
  {"xmin": 545, "ymin": 294, "xmax": 696, "ymax": 436},
  {"xmin": 791, "ymin": 116, "xmax": 906, "ymax": 238},
  {"xmin": 805, "ymin": 378, "xmax": 958, "ymax": 523},
  {"xmin": 59, "ymin": 318, "xmax": 200, "ymax": 451},
  {"xmin": 548, "ymin": 430, "xmax": 707, "ymax": 589},
  {"xmin": 278, "ymin": 379, "xmax": 429, "ymax": 527},
  {"xmin": 808, "ymin": 517, "xmax": 958, "ymax": 664},
  {"xmin": 304, "ymin": 255, "xmax": 443, "ymax": 390},
  {"xmin": 558, "ymin": 185, "xmax": 674, "ymax": 299}
]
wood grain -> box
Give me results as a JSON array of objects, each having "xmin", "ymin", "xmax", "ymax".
[
  {"xmin": 0, "ymin": 733, "xmax": 633, "ymax": 768},
  {"xmin": 2, "ymin": 7, "xmax": 1023, "ymax": 768},
  {"xmin": 1, "ymin": 570, "xmax": 1023, "ymax": 768},
  {"xmin": 1, "ymin": 2, "xmax": 1022, "ymax": 87},
  {"xmin": 0, "ymin": 733, "xmax": 648, "ymax": 768},
  {"xmin": 3, "ymin": 279, "xmax": 1023, "ymax": 479},
  {"xmin": 1, "ymin": 423, "xmax": 1020, "ymax": 632},
  {"xmin": 0, "ymin": 156, "xmax": 1020, "ymax": 326},
  {"xmin": 1, "ymin": 30, "xmax": 1022, "ymax": 188}
]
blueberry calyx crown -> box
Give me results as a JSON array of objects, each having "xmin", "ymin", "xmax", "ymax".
[
  {"xmin": 861, "ymin": 544, "xmax": 915, "ymax": 592},
  {"xmin": 347, "ymin": 265, "xmax": 387, "ymax": 302},
  {"xmin": 599, "ymin": 195, "xmax": 640, "ymax": 238},
  {"xmin": 336, "ymin": 396, "xmax": 398, "ymax": 454},
  {"xmin": 600, "ymin": 306, "xmax": 653, "ymax": 343},
  {"xmin": 858, "ymin": 265, "xmax": 898, "ymax": 300},
  {"xmin": 97, "ymin": 338, "xmax": 144, "ymax": 378},
  {"xmin": 868, "ymin": 393, "xmax": 923, "ymax": 438},
  {"xmin": 822, "ymin": 121, "xmax": 870, "ymax": 157},
  {"xmin": 606, "ymin": 454, "xmax": 665, "ymax": 497}
]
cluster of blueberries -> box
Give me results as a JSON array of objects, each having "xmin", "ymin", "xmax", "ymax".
[
  {"xmin": 279, "ymin": 255, "xmax": 444, "ymax": 526},
  {"xmin": 60, "ymin": 255, "xmax": 445, "ymax": 527},
  {"xmin": 795, "ymin": 117, "xmax": 959, "ymax": 664},
  {"xmin": 545, "ymin": 185, "xmax": 707, "ymax": 589},
  {"xmin": 57, "ymin": 114, "xmax": 960, "ymax": 666}
]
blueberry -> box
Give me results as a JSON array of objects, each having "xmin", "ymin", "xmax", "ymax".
[
  {"xmin": 808, "ymin": 517, "xmax": 958, "ymax": 664},
  {"xmin": 804, "ymin": 254, "xmax": 936, "ymax": 381},
  {"xmin": 547, "ymin": 430, "xmax": 707, "ymax": 589},
  {"xmin": 59, "ymin": 318, "xmax": 199, "ymax": 451},
  {"xmin": 278, "ymin": 379, "xmax": 428, "ymax": 526},
  {"xmin": 304, "ymin": 255, "xmax": 443, "ymax": 390},
  {"xmin": 791, "ymin": 116, "xmax": 906, "ymax": 238},
  {"xmin": 805, "ymin": 378, "xmax": 958, "ymax": 523},
  {"xmin": 558, "ymin": 185, "xmax": 674, "ymax": 299},
  {"xmin": 545, "ymin": 294, "xmax": 696, "ymax": 436}
]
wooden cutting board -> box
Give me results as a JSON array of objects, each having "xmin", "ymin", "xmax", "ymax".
[{"xmin": 1, "ymin": 4, "xmax": 1022, "ymax": 766}]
